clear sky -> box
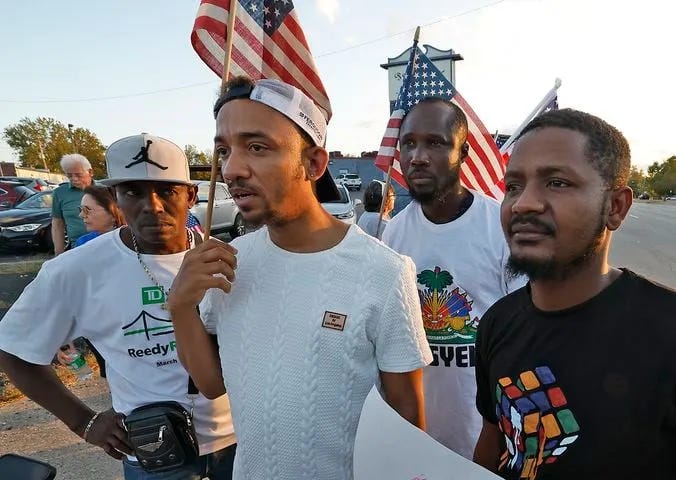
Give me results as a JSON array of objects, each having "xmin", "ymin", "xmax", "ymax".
[{"xmin": 0, "ymin": 0, "xmax": 673, "ymax": 169}]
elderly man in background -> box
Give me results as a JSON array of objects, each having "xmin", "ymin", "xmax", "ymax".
[{"xmin": 52, "ymin": 153, "xmax": 94, "ymax": 254}]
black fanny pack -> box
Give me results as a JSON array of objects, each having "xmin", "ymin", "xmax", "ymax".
[{"xmin": 124, "ymin": 401, "xmax": 199, "ymax": 472}]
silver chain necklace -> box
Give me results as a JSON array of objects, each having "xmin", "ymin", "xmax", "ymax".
[{"xmin": 129, "ymin": 227, "xmax": 192, "ymax": 310}]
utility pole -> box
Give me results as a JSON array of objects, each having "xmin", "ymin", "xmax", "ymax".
[
  {"xmin": 37, "ymin": 140, "xmax": 48, "ymax": 171},
  {"xmin": 68, "ymin": 123, "xmax": 78, "ymax": 153}
]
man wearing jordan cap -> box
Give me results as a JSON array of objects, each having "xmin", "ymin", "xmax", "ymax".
[{"xmin": 0, "ymin": 133, "xmax": 237, "ymax": 480}]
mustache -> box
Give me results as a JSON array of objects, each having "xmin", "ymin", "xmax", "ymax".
[
  {"xmin": 227, "ymin": 180, "xmax": 259, "ymax": 194},
  {"xmin": 508, "ymin": 214, "xmax": 556, "ymax": 235}
]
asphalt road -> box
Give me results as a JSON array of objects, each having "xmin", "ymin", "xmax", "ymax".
[{"xmin": 609, "ymin": 201, "xmax": 676, "ymax": 288}]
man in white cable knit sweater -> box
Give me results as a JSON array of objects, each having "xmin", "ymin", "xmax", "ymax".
[{"xmin": 168, "ymin": 77, "xmax": 433, "ymax": 480}]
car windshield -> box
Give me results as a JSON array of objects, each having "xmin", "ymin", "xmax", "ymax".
[
  {"xmin": 17, "ymin": 192, "xmax": 52, "ymax": 209},
  {"xmin": 324, "ymin": 186, "xmax": 349, "ymax": 204},
  {"xmin": 346, "ymin": 174, "xmax": 359, "ymax": 179}
]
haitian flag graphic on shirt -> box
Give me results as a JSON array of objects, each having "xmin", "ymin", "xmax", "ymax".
[{"xmin": 417, "ymin": 266, "xmax": 478, "ymax": 345}]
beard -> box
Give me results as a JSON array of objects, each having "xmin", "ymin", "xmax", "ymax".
[
  {"xmin": 407, "ymin": 167, "xmax": 460, "ymax": 206},
  {"xmin": 506, "ymin": 208, "xmax": 608, "ymax": 282}
]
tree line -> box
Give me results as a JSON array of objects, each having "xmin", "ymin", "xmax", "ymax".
[
  {"xmin": 2, "ymin": 117, "xmax": 211, "ymax": 179},
  {"xmin": 628, "ymin": 156, "xmax": 676, "ymax": 198}
]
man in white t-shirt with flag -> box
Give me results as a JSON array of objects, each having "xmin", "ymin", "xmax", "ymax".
[
  {"xmin": 0, "ymin": 134, "xmax": 236, "ymax": 479},
  {"xmin": 382, "ymin": 97, "xmax": 525, "ymax": 459},
  {"xmin": 167, "ymin": 77, "xmax": 432, "ymax": 480}
]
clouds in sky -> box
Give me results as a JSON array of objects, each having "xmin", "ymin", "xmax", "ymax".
[{"xmin": 315, "ymin": 0, "xmax": 340, "ymax": 23}]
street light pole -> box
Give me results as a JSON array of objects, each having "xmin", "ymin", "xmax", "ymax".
[{"xmin": 68, "ymin": 123, "xmax": 77, "ymax": 153}]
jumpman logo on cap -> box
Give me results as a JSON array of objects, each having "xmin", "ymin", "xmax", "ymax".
[{"xmin": 125, "ymin": 140, "xmax": 168, "ymax": 170}]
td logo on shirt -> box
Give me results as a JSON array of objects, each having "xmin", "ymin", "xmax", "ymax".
[{"xmin": 417, "ymin": 266, "xmax": 479, "ymax": 346}]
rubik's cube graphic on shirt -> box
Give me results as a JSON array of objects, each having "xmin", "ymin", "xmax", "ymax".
[{"xmin": 495, "ymin": 366, "xmax": 580, "ymax": 480}]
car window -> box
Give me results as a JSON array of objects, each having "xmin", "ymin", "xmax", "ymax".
[
  {"xmin": 346, "ymin": 174, "xmax": 359, "ymax": 179},
  {"xmin": 19, "ymin": 193, "xmax": 52, "ymax": 209},
  {"xmin": 197, "ymin": 184, "xmax": 210, "ymax": 202}
]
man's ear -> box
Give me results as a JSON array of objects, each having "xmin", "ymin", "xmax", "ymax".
[
  {"xmin": 186, "ymin": 184, "xmax": 198, "ymax": 208},
  {"xmin": 303, "ymin": 146, "xmax": 329, "ymax": 180},
  {"xmin": 460, "ymin": 142, "xmax": 469, "ymax": 163},
  {"xmin": 606, "ymin": 186, "xmax": 633, "ymax": 231}
]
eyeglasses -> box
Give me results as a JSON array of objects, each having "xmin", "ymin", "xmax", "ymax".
[
  {"xmin": 78, "ymin": 206, "xmax": 104, "ymax": 215},
  {"xmin": 66, "ymin": 172, "xmax": 89, "ymax": 178}
]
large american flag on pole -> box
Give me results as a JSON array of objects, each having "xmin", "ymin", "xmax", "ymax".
[
  {"xmin": 191, "ymin": 0, "xmax": 332, "ymax": 120},
  {"xmin": 375, "ymin": 46, "xmax": 506, "ymax": 200}
]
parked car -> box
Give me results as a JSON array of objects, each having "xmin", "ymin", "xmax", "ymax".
[
  {"xmin": 638, "ymin": 192, "xmax": 650, "ymax": 200},
  {"xmin": 0, "ymin": 176, "xmax": 51, "ymax": 192},
  {"xmin": 335, "ymin": 173, "xmax": 362, "ymax": 191},
  {"xmin": 0, "ymin": 181, "xmax": 36, "ymax": 210},
  {"xmin": 190, "ymin": 181, "xmax": 245, "ymax": 238},
  {"xmin": 321, "ymin": 184, "xmax": 361, "ymax": 224},
  {"xmin": 0, "ymin": 191, "xmax": 54, "ymax": 251}
]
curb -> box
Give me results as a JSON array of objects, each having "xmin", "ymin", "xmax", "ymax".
[{"xmin": 0, "ymin": 260, "xmax": 46, "ymax": 275}]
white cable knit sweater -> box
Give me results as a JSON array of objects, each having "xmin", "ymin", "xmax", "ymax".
[{"xmin": 201, "ymin": 225, "xmax": 432, "ymax": 480}]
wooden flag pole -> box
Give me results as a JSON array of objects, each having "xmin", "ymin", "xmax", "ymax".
[
  {"xmin": 375, "ymin": 26, "xmax": 420, "ymax": 239},
  {"xmin": 204, "ymin": 0, "xmax": 239, "ymax": 240}
]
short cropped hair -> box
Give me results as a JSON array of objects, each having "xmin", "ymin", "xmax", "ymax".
[
  {"xmin": 363, "ymin": 180, "xmax": 394, "ymax": 212},
  {"xmin": 517, "ymin": 108, "xmax": 631, "ymax": 188},
  {"xmin": 402, "ymin": 97, "xmax": 468, "ymax": 143}
]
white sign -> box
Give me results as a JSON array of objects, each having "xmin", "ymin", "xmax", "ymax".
[
  {"xmin": 354, "ymin": 387, "xmax": 500, "ymax": 480},
  {"xmin": 382, "ymin": 45, "xmax": 460, "ymax": 107}
]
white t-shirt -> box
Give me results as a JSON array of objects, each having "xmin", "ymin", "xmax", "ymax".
[
  {"xmin": 0, "ymin": 229, "xmax": 235, "ymax": 454},
  {"xmin": 201, "ymin": 225, "xmax": 432, "ymax": 480},
  {"xmin": 382, "ymin": 192, "xmax": 525, "ymax": 459},
  {"xmin": 356, "ymin": 211, "xmax": 390, "ymax": 238}
]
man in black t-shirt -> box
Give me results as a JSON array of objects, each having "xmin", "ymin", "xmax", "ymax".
[{"xmin": 473, "ymin": 108, "xmax": 676, "ymax": 480}]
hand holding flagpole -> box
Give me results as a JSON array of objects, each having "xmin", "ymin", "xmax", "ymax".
[{"xmin": 204, "ymin": 0, "xmax": 238, "ymax": 240}]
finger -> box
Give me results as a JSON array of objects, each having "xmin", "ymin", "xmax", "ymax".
[
  {"xmin": 203, "ymin": 237, "xmax": 238, "ymax": 255},
  {"xmin": 103, "ymin": 443, "xmax": 125, "ymax": 460},
  {"xmin": 207, "ymin": 276, "xmax": 233, "ymax": 294},
  {"xmin": 196, "ymin": 247, "xmax": 238, "ymax": 269},
  {"xmin": 196, "ymin": 262, "xmax": 237, "ymax": 281},
  {"xmin": 109, "ymin": 434, "xmax": 134, "ymax": 455}
]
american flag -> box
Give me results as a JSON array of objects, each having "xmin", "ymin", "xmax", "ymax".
[
  {"xmin": 375, "ymin": 46, "xmax": 506, "ymax": 200},
  {"xmin": 191, "ymin": 0, "xmax": 332, "ymax": 120},
  {"xmin": 186, "ymin": 212, "xmax": 204, "ymax": 235}
]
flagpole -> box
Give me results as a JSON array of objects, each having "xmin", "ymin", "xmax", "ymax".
[
  {"xmin": 499, "ymin": 78, "xmax": 562, "ymax": 154},
  {"xmin": 375, "ymin": 26, "xmax": 420, "ymax": 239},
  {"xmin": 204, "ymin": 0, "xmax": 238, "ymax": 240}
]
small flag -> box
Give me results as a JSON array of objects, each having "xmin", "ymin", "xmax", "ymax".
[
  {"xmin": 192, "ymin": 0, "xmax": 332, "ymax": 120},
  {"xmin": 499, "ymin": 81, "xmax": 561, "ymax": 160},
  {"xmin": 186, "ymin": 212, "xmax": 204, "ymax": 235},
  {"xmin": 375, "ymin": 45, "xmax": 506, "ymax": 200}
]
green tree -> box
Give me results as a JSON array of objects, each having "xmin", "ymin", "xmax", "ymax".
[
  {"xmin": 185, "ymin": 145, "xmax": 213, "ymax": 180},
  {"xmin": 3, "ymin": 117, "xmax": 106, "ymax": 177},
  {"xmin": 184, "ymin": 144, "xmax": 209, "ymax": 165},
  {"xmin": 627, "ymin": 165, "xmax": 649, "ymax": 197},
  {"xmin": 647, "ymin": 156, "xmax": 676, "ymax": 198}
]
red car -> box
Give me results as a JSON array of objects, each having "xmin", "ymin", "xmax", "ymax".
[{"xmin": 0, "ymin": 181, "xmax": 35, "ymax": 210}]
